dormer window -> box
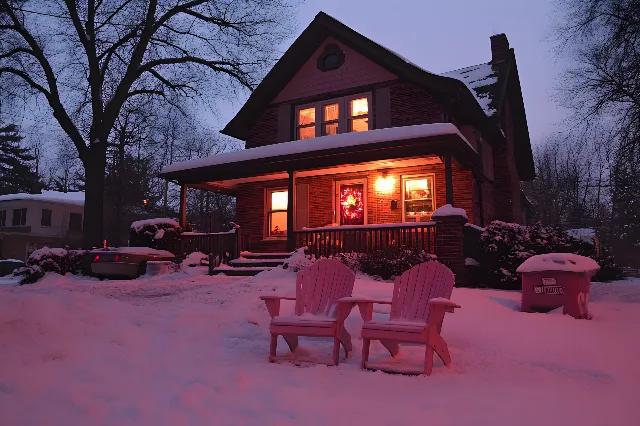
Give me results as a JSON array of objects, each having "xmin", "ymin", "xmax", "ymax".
[{"xmin": 296, "ymin": 93, "xmax": 371, "ymax": 140}]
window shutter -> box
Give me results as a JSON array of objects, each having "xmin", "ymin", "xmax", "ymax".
[
  {"xmin": 277, "ymin": 104, "xmax": 292, "ymax": 142},
  {"xmin": 295, "ymin": 183, "xmax": 309, "ymax": 230},
  {"xmin": 374, "ymin": 87, "xmax": 391, "ymax": 129}
]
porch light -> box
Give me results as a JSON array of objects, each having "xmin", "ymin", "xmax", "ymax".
[{"xmin": 375, "ymin": 175, "xmax": 395, "ymax": 193}]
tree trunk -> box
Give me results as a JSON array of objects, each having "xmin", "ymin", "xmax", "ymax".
[{"xmin": 82, "ymin": 145, "xmax": 107, "ymax": 249}]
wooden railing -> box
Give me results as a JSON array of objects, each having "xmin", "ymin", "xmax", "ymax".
[
  {"xmin": 179, "ymin": 227, "xmax": 243, "ymax": 260},
  {"xmin": 295, "ymin": 222, "xmax": 437, "ymax": 258}
]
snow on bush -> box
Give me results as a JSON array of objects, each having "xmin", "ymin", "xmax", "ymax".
[
  {"xmin": 283, "ymin": 248, "xmax": 314, "ymax": 272},
  {"xmin": 129, "ymin": 218, "xmax": 182, "ymax": 252},
  {"xmin": 13, "ymin": 247, "xmax": 88, "ymax": 285},
  {"xmin": 356, "ymin": 246, "xmax": 437, "ymax": 280},
  {"xmin": 181, "ymin": 252, "xmax": 209, "ymax": 268},
  {"xmin": 479, "ymin": 221, "xmax": 621, "ymax": 289}
]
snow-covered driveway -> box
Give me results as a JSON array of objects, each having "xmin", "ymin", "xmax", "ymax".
[{"xmin": 1, "ymin": 268, "xmax": 638, "ymax": 426}]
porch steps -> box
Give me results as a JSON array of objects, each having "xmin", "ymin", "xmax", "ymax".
[{"xmin": 211, "ymin": 252, "xmax": 293, "ymax": 276}]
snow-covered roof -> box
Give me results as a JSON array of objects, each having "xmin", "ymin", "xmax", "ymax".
[
  {"xmin": 0, "ymin": 191, "xmax": 85, "ymax": 206},
  {"xmin": 516, "ymin": 253, "xmax": 600, "ymax": 274},
  {"xmin": 162, "ymin": 123, "xmax": 471, "ymax": 175},
  {"xmin": 131, "ymin": 218, "xmax": 180, "ymax": 232},
  {"xmin": 441, "ymin": 63, "xmax": 498, "ymax": 116}
]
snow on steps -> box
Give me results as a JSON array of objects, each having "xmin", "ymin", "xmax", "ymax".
[{"xmin": 211, "ymin": 252, "xmax": 293, "ymax": 276}]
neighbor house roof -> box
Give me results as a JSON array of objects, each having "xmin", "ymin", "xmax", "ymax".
[
  {"xmin": 220, "ymin": 12, "xmax": 534, "ymax": 180},
  {"xmin": 0, "ymin": 191, "xmax": 85, "ymax": 206}
]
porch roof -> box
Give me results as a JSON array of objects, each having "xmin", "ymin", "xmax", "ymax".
[{"xmin": 159, "ymin": 123, "xmax": 478, "ymax": 184}]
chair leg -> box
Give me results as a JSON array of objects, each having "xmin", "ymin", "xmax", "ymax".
[
  {"xmin": 380, "ymin": 340, "xmax": 399, "ymax": 357},
  {"xmin": 282, "ymin": 334, "xmax": 298, "ymax": 353},
  {"xmin": 361, "ymin": 338, "xmax": 370, "ymax": 369},
  {"xmin": 424, "ymin": 345, "xmax": 434, "ymax": 376},
  {"xmin": 269, "ymin": 334, "xmax": 278, "ymax": 362},
  {"xmin": 338, "ymin": 327, "xmax": 352, "ymax": 358},
  {"xmin": 332, "ymin": 338, "xmax": 341, "ymax": 366}
]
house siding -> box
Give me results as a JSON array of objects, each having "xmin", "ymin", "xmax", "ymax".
[{"xmin": 274, "ymin": 37, "xmax": 397, "ymax": 104}]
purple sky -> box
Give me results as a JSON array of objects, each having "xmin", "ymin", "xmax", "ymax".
[{"xmin": 217, "ymin": 0, "xmax": 568, "ymax": 148}]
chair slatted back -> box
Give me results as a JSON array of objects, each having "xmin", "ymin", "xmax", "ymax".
[
  {"xmin": 390, "ymin": 261, "xmax": 454, "ymax": 322},
  {"xmin": 294, "ymin": 259, "xmax": 356, "ymax": 318}
]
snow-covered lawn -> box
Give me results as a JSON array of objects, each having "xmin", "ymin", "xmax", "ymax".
[{"xmin": 1, "ymin": 268, "xmax": 639, "ymax": 426}]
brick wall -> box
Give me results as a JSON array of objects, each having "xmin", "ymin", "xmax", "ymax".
[{"xmin": 389, "ymin": 81, "xmax": 444, "ymax": 127}]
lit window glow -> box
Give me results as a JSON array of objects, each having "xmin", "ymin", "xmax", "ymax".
[
  {"xmin": 350, "ymin": 98, "xmax": 368, "ymax": 116},
  {"xmin": 271, "ymin": 191, "xmax": 288, "ymax": 210}
]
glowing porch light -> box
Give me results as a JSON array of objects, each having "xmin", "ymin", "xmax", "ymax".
[{"xmin": 375, "ymin": 175, "xmax": 395, "ymax": 193}]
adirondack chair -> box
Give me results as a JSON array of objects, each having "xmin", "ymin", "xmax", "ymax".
[
  {"xmin": 260, "ymin": 259, "xmax": 356, "ymax": 365},
  {"xmin": 339, "ymin": 261, "xmax": 460, "ymax": 375}
]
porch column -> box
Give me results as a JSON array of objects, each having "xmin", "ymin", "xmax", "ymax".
[
  {"xmin": 179, "ymin": 183, "xmax": 187, "ymax": 229},
  {"xmin": 286, "ymin": 170, "xmax": 295, "ymax": 252},
  {"xmin": 444, "ymin": 153, "xmax": 454, "ymax": 206}
]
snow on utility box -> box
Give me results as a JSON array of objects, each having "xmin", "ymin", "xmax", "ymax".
[{"xmin": 517, "ymin": 253, "xmax": 599, "ymax": 319}]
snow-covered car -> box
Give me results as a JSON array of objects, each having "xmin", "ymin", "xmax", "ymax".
[
  {"xmin": 89, "ymin": 247, "xmax": 176, "ymax": 278},
  {"xmin": 0, "ymin": 259, "xmax": 25, "ymax": 277}
]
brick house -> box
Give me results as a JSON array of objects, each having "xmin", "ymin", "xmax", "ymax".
[{"xmin": 160, "ymin": 12, "xmax": 534, "ymax": 259}]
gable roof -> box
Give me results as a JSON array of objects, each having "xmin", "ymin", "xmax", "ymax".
[{"xmin": 222, "ymin": 12, "xmax": 534, "ymax": 180}]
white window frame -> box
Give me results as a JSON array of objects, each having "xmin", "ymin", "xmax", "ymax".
[
  {"xmin": 401, "ymin": 174, "xmax": 436, "ymax": 223},
  {"xmin": 335, "ymin": 178, "xmax": 368, "ymax": 225},
  {"xmin": 295, "ymin": 92, "xmax": 373, "ymax": 140},
  {"xmin": 11, "ymin": 208, "xmax": 27, "ymax": 227},
  {"xmin": 265, "ymin": 188, "xmax": 288, "ymax": 239}
]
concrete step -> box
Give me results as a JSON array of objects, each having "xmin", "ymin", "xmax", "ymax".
[
  {"xmin": 211, "ymin": 266, "xmax": 274, "ymax": 276},
  {"xmin": 228, "ymin": 258, "xmax": 287, "ymax": 268},
  {"xmin": 240, "ymin": 251, "xmax": 293, "ymax": 260}
]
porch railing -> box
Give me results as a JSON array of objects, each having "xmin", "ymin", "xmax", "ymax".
[
  {"xmin": 295, "ymin": 222, "xmax": 437, "ymax": 258},
  {"xmin": 178, "ymin": 227, "xmax": 244, "ymax": 260}
]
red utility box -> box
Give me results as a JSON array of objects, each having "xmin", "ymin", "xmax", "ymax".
[{"xmin": 517, "ymin": 253, "xmax": 599, "ymax": 319}]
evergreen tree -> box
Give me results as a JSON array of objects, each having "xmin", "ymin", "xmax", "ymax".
[{"xmin": 0, "ymin": 124, "xmax": 42, "ymax": 195}]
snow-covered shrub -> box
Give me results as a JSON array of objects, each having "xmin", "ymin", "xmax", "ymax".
[
  {"xmin": 284, "ymin": 248, "xmax": 315, "ymax": 272},
  {"xmin": 14, "ymin": 247, "xmax": 88, "ymax": 285},
  {"xmin": 357, "ymin": 246, "xmax": 437, "ymax": 280},
  {"xmin": 592, "ymin": 251, "xmax": 623, "ymax": 282},
  {"xmin": 181, "ymin": 251, "xmax": 209, "ymax": 268},
  {"xmin": 129, "ymin": 218, "xmax": 182, "ymax": 252},
  {"xmin": 479, "ymin": 221, "xmax": 619, "ymax": 289}
]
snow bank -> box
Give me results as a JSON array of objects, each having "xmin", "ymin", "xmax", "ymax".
[
  {"xmin": 517, "ymin": 253, "xmax": 600, "ymax": 274},
  {"xmin": 161, "ymin": 123, "xmax": 473, "ymax": 174},
  {"xmin": 181, "ymin": 252, "xmax": 209, "ymax": 267},
  {"xmin": 0, "ymin": 190, "xmax": 85, "ymax": 206},
  {"xmin": 431, "ymin": 204, "xmax": 468, "ymax": 220},
  {"xmin": 130, "ymin": 218, "xmax": 180, "ymax": 232},
  {"xmin": 0, "ymin": 271, "xmax": 638, "ymax": 425}
]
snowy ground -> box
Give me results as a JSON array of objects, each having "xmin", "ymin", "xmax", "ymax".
[{"xmin": 1, "ymin": 268, "xmax": 639, "ymax": 426}]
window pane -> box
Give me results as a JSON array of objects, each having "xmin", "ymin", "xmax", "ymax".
[
  {"xmin": 405, "ymin": 178, "xmax": 431, "ymax": 200},
  {"xmin": 298, "ymin": 107, "xmax": 315, "ymax": 125},
  {"xmin": 271, "ymin": 190, "xmax": 288, "ymax": 210},
  {"xmin": 0, "ymin": 210, "xmax": 5, "ymax": 227},
  {"xmin": 323, "ymin": 103, "xmax": 339, "ymax": 121},
  {"xmin": 69, "ymin": 213, "xmax": 82, "ymax": 232},
  {"xmin": 322, "ymin": 123, "xmax": 339, "ymax": 136},
  {"xmin": 12, "ymin": 209, "xmax": 23, "ymax": 226},
  {"xmin": 41, "ymin": 209, "xmax": 52, "ymax": 227},
  {"xmin": 269, "ymin": 211, "xmax": 287, "ymax": 236},
  {"xmin": 350, "ymin": 98, "xmax": 368, "ymax": 117},
  {"xmin": 349, "ymin": 117, "xmax": 369, "ymax": 132},
  {"xmin": 298, "ymin": 126, "xmax": 315, "ymax": 140}
]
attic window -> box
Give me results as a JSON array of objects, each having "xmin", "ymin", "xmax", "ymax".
[{"xmin": 317, "ymin": 43, "xmax": 345, "ymax": 72}]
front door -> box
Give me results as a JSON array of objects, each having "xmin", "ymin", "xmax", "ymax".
[{"xmin": 335, "ymin": 179, "xmax": 367, "ymax": 225}]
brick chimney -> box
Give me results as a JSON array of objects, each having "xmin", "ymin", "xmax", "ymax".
[{"xmin": 490, "ymin": 33, "xmax": 510, "ymax": 64}]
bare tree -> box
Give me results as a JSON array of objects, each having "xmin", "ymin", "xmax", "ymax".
[{"xmin": 0, "ymin": 0, "xmax": 294, "ymax": 247}]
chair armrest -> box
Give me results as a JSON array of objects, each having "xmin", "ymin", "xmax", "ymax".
[
  {"xmin": 259, "ymin": 295, "xmax": 297, "ymax": 301},
  {"xmin": 260, "ymin": 294, "xmax": 296, "ymax": 318},
  {"xmin": 428, "ymin": 298, "xmax": 461, "ymax": 309},
  {"xmin": 337, "ymin": 297, "xmax": 392, "ymax": 322}
]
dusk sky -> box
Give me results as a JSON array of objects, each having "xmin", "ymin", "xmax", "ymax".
[{"xmin": 216, "ymin": 0, "xmax": 568, "ymax": 149}]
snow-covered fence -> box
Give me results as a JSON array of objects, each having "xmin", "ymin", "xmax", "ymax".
[
  {"xmin": 179, "ymin": 227, "xmax": 243, "ymax": 260},
  {"xmin": 295, "ymin": 222, "xmax": 437, "ymax": 259}
]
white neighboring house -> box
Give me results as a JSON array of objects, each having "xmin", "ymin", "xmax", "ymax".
[{"xmin": 0, "ymin": 191, "xmax": 85, "ymax": 261}]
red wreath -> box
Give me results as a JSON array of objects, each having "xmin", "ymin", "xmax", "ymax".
[{"xmin": 340, "ymin": 187, "xmax": 364, "ymax": 224}]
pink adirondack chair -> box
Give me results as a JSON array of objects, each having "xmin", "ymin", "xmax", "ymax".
[
  {"xmin": 260, "ymin": 259, "xmax": 356, "ymax": 365},
  {"xmin": 340, "ymin": 261, "xmax": 460, "ymax": 375}
]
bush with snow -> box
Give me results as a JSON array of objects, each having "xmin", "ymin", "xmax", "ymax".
[
  {"xmin": 479, "ymin": 221, "xmax": 621, "ymax": 289},
  {"xmin": 129, "ymin": 218, "xmax": 182, "ymax": 252},
  {"xmin": 356, "ymin": 246, "xmax": 437, "ymax": 280},
  {"xmin": 283, "ymin": 248, "xmax": 315, "ymax": 272},
  {"xmin": 14, "ymin": 247, "xmax": 88, "ymax": 285}
]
